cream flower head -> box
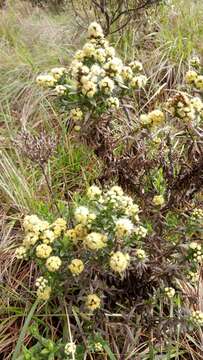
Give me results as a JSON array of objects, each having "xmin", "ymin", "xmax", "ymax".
[
  {"xmin": 191, "ymin": 310, "xmax": 203, "ymax": 325},
  {"xmin": 69, "ymin": 108, "xmax": 83, "ymax": 121},
  {"xmin": 50, "ymin": 67, "xmax": 66, "ymax": 80},
  {"xmin": 88, "ymin": 22, "xmax": 104, "ymax": 39},
  {"xmin": 55, "ymin": 85, "xmax": 66, "ymax": 95},
  {"xmin": 87, "ymin": 185, "xmax": 102, "ymax": 200},
  {"xmin": 135, "ymin": 249, "xmax": 146, "ymax": 260},
  {"xmin": 115, "ymin": 218, "xmax": 134, "ymax": 237},
  {"xmin": 36, "ymin": 74, "xmax": 57, "ymax": 87},
  {"xmin": 36, "ymin": 244, "xmax": 52, "ymax": 259},
  {"xmin": 37, "ymin": 286, "xmax": 51, "ymax": 301},
  {"xmin": 68, "ymin": 259, "xmax": 84, "ymax": 275},
  {"xmin": 15, "ymin": 246, "xmax": 27, "ymax": 259},
  {"xmin": 99, "ymin": 77, "xmax": 114, "ymax": 94},
  {"xmin": 164, "ymin": 287, "xmax": 175, "ymax": 299},
  {"xmin": 185, "ymin": 70, "xmax": 198, "ymax": 84},
  {"xmin": 74, "ymin": 206, "xmax": 89, "ymax": 223},
  {"xmin": 84, "ymin": 232, "xmax": 107, "ymax": 250},
  {"xmin": 46, "ymin": 256, "xmax": 62, "ymax": 272},
  {"xmin": 85, "ymin": 294, "xmax": 101, "ymax": 311},
  {"xmin": 110, "ymin": 251, "xmax": 130, "ymax": 273},
  {"xmin": 153, "ymin": 195, "xmax": 165, "ymax": 206},
  {"xmin": 64, "ymin": 342, "xmax": 77, "ymax": 355}
]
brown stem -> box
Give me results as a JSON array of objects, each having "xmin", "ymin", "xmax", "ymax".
[{"xmin": 39, "ymin": 163, "xmax": 61, "ymax": 216}]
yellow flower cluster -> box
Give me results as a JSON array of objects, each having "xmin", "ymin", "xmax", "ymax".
[
  {"xmin": 190, "ymin": 56, "xmax": 201, "ymax": 68},
  {"xmin": 189, "ymin": 242, "xmax": 203, "ymax": 263},
  {"xmin": 84, "ymin": 232, "xmax": 107, "ymax": 250},
  {"xmin": 69, "ymin": 107, "xmax": 83, "ymax": 121},
  {"xmin": 55, "ymin": 84, "xmax": 66, "ymax": 95},
  {"xmin": 185, "ymin": 70, "xmax": 198, "ymax": 84},
  {"xmin": 66, "ymin": 224, "xmax": 88, "ymax": 243},
  {"xmin": 23, "ymin": 232, "xmax": 39, "ymax": 248},
  {"xmin": 64, "ymin": 342, "xmax": 77, "ymax": 355},
  {"xmin": 23, "ymin": 215, "xmax": 49, "ymax": 234},
  {"xmin": 121, "ymin": 66, "xmax": 133, "ymax": 81},
  {"xmin": 88, "ymin": 22, "xmax": 104, "ymax": 39},
  {"xmin": 185, "ymin": 66, "xmax": 203, "ymax": 90},
  {"xmin": 104, "ymin": 185, "xmax": 140, "ymax": 220},
  {"xmin": 94, "ymin": 342, "xmax": 103, "ymax": 352},
  {"xmin": 87, "ymin": 185, "xmax": 102, "ymax": 200},
  {"xmin": 36, "ymin": 244, "xmax": 52, "ymax": 259},
  {"xmin": 135, "ymin": 249, "xmax": 146, "ymax": 260},
  {"xmin": 40, "ymin": 229, "xmax": 55, "ymax": 245},
  {"xmin": 36, "ymin": 74, "xmax": 57, "ymax": 87},
  {"xmin": 46, "ymin": 256, "xmax": 62, "ymax": 272},
  {"xmin": 68, "ymin": 259, "xmax": 84, "ymax": 275},
  {"xmin": 36, "ymin": 276, "xmax": 51, "ymax": 301},
  {"xmin": 166, "ymin": 92, "xmax": 203, "ymax": 124},
  {"xmin": 164, "ymin": 287, "xmax": 175, "ymax": 298},
  {"xmin": 189, "ymin": 242, "xmax": 201, "ymax": 250},
  {"xmin": 15, "ymin": 246, "xmax": 27, "ymax": 259},
  {"xmin": 37, "ymin": 286, "xmax": 52, "ymax": 301},
  {"xmin": 35, "ymin": 276, "xmax": 48, "ymax": 289},
  {"xmin": 15, "ymin": 215, "xmax": 49, "ymax": 256},
  {"xmin": 68, "ymin": 22, "xmax": 146, "ymax": 101},
  {"xmin": 140, "ymin": 109, "xmax": 165, "ymax": 127},
  {"xmin": 36, "ymin": 67, "xmax": 66, "ymax": 88},
  {"xmin": 195, "ymin": 76, "xmax": 203, "ymax": 90},
  {"xmin": 110, "ymin": 251, "xmax": 130, "ymax": 273},
  {"xmin": 51, "ymin": 67, "xmax": 66, "ymax": 80},
  {"xmin": 106, "ymin": 96, "xmax": 120, "ymax": 109},
  {"xmin": 104, "ymin": 57, "xmax": 123, "ymax": 77},
  {"xmin": 129, "ymin": 60, "xmax": 143, "ymax": 72},
  {"xmin": 191, "ymin": 208, "xmax": 203, "ymax": 220},
  {"xmin": 188, "ymin": 270, "xmax": 199, "ymax": 283},
  {"xmin": 134, "ymin": 225, "xmax": 148, "ymax": 238},
  {"xmin": 52, "ymin": 218, "xmax": 67, "ymax": 237},
  {"xmin": 14, "ymin": 215, "xmax": 67, "ymax": 301},
  {"xmin": 106, "ymin": 185, "xmax": 124, "ymax": 197},
  {"xmin": 115, "ymin": 218, "xmax": 134, "ymax": 237},
  {"xmin": 153, "ymin": 195, "xmax": 165, "ymax": 206},
  {"xmin": 130, "ymin": 74, "xmax": 147, "ymax": 89},
  {"xmin": 191, "ymin": 310, "xmax": 203, "ymax": 326},
  {"xmin": 190, "ymin": 97, "xmax": 203, "ymax": 113},
  {"xmin": 74, "ymin": 206, "xmax": 96, "ymax": 225},
  {"xmin": 20, "ymin": 215, "xmax": 66, "ymax": 249},
  {"xmin": 99, "ymin": 76, "xmax": 115, "ymax": 94},
  {"xmin": 85, "ymin": 294, "xmax": 101, "ymax": 311}
]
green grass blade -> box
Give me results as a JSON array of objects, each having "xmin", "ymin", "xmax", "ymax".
[{"xmin": 12, "ymin": 300, "xmax": 39, "ymax": 360}]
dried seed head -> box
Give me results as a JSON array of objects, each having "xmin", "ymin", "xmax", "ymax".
[{"xmin": 14, "ymin": 130, "xmax": 57, "ymax": 165}]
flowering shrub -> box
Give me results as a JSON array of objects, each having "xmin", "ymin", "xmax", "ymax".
[
  {"xmin": 15, "ymin": 185, "xmax": 203, "ymax": 345},
  {"xmin": 36, "ymin": 22, "xmax": 147, "ymax": 131},
  {"xmin": 1, "ymin": 0, "xmax": 203, "ymax": 357},
  {"xmin": 15, "ymin": 185, "xmax": 146, "ymax": 305},
  {"xmin": 185, "ymin": 56, "xmax": 203, "ymax": 90},
  {"xmin": 165, "ymin": 91, "xmax": 203, "ymax": 128},
  {"xmin": 13, "ymin": 19, "xmax": 203, "ymax": 360},
  {"xmin": 140, "ymin": 57, "xmax": 203, "ymax": 131}
]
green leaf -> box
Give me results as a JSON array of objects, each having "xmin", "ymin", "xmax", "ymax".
[
  {"xmin": 12, "ymin": 300, "xmax": 39, "ymax": 360},
  {"xmin": 102, "ymin": 344, "xmax": 117, "ymax": 360}
]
